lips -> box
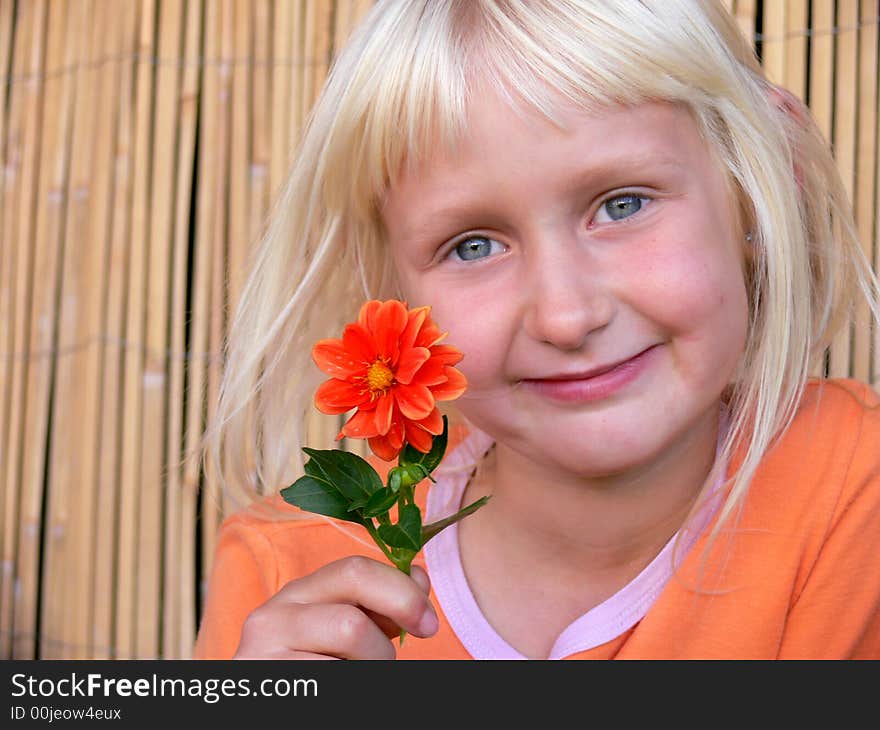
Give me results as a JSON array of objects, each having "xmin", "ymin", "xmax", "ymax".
[
  {"xmin": 526, "ymin": 346, "xmax": 655, "ymax": 382},
  {"xmin": 519, "ymin": 345, "xmax": 659, "ymax": 404}
]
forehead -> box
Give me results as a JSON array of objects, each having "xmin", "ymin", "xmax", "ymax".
[{"xmin": 381, "ymin": 95, "xmax": 714, "ymax": 223}]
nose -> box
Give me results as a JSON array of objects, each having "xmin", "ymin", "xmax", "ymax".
[{"xmin": 522, "ymin": 243, "xmax": 614, "ymax": 350}]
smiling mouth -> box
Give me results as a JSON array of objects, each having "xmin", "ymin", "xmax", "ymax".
[
  {"xmin": 526, "ymin": 346, "xmax": 656, "ymax": 382},
  {"xmin": 518, "ymin": 345, "xmax": 660, "ymax": 403}
]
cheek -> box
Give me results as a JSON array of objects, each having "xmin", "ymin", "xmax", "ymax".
[
  {"xmin": 624, "ymin": 235, "xmax": 749, "ymax": 343},
  {"xmin": 629, "ymin": 232, "xmax": 748, "ymax": 370}
]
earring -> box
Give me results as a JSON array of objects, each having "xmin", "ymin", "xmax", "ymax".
[{"xmin": 744, "ymin": 231, "xmax": 754, "ymax": 243}]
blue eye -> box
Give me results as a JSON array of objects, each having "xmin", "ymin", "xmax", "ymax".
[
  {"xmin": 594, "ymin": 193, "xmax": 650, "ymax": 223},
  {"xmin": 448, "ymin": 236, "xmax": 502, "ymax": 262}
]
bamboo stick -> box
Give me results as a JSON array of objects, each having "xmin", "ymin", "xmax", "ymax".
[
  {"xmin": 165, "ymin": 0, "xmax": 203, "ymax": 661},
  {"xmin": 194, "ymin": 0, "xmax": 224, "ymax": 608},
  {"xmin": 828, "ymin": 0, "xmax": 858, "ymax": 378},
  {"xmin": 734, "ymin": 0, "xmax": 757, "ymax": 48},
  {"xmin": 115, "ymin": 0, "xmax": 157, "ymax": 659},
  {"xmin": 249, "ymin": 0, "xmax": 271, "ymax": 267},
  {"xmin": 0, "ymin": 0, "xmax": 45, "ymax": 659},
  {"xmin": 186, "ymin": 0, "xmax": 218, "ymax": 640},
  {"xmin": 217, "ymin": 0, "xmax": 237, "ymax": 522},
  {"xmin": 761, "ymin": 0, "xmax": 785, "ymax": 85},
  {"xmin": 784, "ymin": 0, "xmax": 808, "ymax": 101},
  {"xmin": 270, "ymin": 0, "xmax": 292, "ymax": 203},
  {"xmin": 288, "ymin": 0, "xmax": 304, "ymax": 167},
  {"xmin": 50, "ymin": 0, "xmax": 103, "ymax": 659},
  {"xmin": 808, "ymin": 0, "xmax": 835, "ymax": 377},
  {"xmin": 309, "ymin": 1, "xmax": 332, "ymax": 113},
  {"xmin": 22, "ymin": 0, "xmax": 75, "ymax": 659},
  {"xmin": 133, "ymin": 0, "xmax": 184, "ymax": 660},
  {"xmin": 92, "ymin": 0, "xmax": 137, "ymax": 661},
  {"xmin": 851, "ymin": 0, "xmax": 877, "ymax": 385},
  {"xmin": 228, "ymin": 0, "xmax": 252, "ymax": 329}
]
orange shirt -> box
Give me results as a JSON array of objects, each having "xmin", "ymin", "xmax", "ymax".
[{"xmin": 193, "ymin": 378, "xmax": 880, "ymax": 659}]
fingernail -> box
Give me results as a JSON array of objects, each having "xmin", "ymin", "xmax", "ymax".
[{"xmin": 418, "ymin": 605, "xmax": 439, "ymax": 635}]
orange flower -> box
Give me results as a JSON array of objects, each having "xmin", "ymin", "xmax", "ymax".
[{"xmin": 311, "ymin": 299, "xmax": 467, "ymax": 461}]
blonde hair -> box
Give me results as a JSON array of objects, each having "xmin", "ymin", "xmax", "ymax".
[{"xmin": 199, "ymin": 0, "xmax": 880, "ymax": 563}]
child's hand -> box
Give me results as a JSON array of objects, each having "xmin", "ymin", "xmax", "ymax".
[{"xmin": 232, "ymin": 557, "xmax": 439, "ymax": 659}]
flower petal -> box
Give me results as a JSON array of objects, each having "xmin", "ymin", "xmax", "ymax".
[
  {"xmin": 400, "ymin": 306, "xmax": 430, "ymax": 351},
  {"xmin": 368, "ymin": 434, "xmax": 402, "ymax": 462},
  {"xmin": 387, "ymin": 406, "xmax": 406, "ymax": 449},
  {"xmin": 394, "ymin": 382, "xmax": 435, "ymax": 420},
  {"xmin": 415, "ymin": 320, "xmax": 447, "ymax": 348},
  {"xmin": 410, "ymin": 357, "xmax": 448, "ymax": 386},
  {"xmin": 341, "ymin": 407, "xmax": 381, "ymax": 439},
  {"xmin": 314, "ymin": 378, "xmax": 370, "ymax": 414},
  {"xmin": 357, "ymin": 300, "xmax": 382, "ymax": 331},
  {"xmin": 312, "ymin": 339, "xmax": 365, "ymax": 378},
  {"xmin": 375, "ymin": 300, "xmax": 408, "ymax": 364},
  {"xmin": 430, "ymin": 366, "xmax": 467, "ymax": 401},
  {"xmin": 403, "ymin": 418, "xmax": 434, "ymax": 453},
  {"xmin": 373, "ymin": 392, "xmax": 394, "ymax": 435},
  {"xmin": 342, "ymin": 323, "xmax": 377, "ymax": 364},
  {"xmin": 428, "ymin": 344, "xmax": 464, "ymax": 366},
  {"xmin": 395, "ymin": 346, "xmax": 431, "ymax": 385},
  {"xmin": 416, "ymin": 406, "xmax": 444, "ymax": 435}
]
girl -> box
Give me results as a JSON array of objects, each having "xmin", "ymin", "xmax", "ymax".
[{"xmin": 192, "ymin": 0, "xmax": 880, "ymax": 659}]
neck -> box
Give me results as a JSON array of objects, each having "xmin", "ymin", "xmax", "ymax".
[{"xmin": 459, "ymin": 406, "xmax": 722, "ymax": 576}]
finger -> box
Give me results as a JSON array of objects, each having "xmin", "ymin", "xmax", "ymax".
[
  {"xmin": 237, "ymin": 600, "xmax": 397, "ymax": 660},
  {"xmin": 410, "ymin": 565, "xmax": 431, "ymax": 596},
  {"xmin": 279, "ymin": 556, "xmax": 439, "ymax": 638}
]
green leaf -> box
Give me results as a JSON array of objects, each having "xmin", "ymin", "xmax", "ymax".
[
  {"xmin": 400, "ymin": 415, "xmax": 449, "ymax": 476},
  {"xmin": 421, "ymin": 495, "xmax": 491, "ymax": 544},
  {"xmin": 361, "ymin": 487, "xmax": 399, "ymax": 518},
  {"xmin": 377, "ymin": 504, "xmax": 422, "ymax": 551},
  {"xmin": 302, "ymin": 447, "xmax": 383, "ymax": 509},
  {"xmin": 281, "ymin": 475, "xmax": 365, "ymax": 525}
]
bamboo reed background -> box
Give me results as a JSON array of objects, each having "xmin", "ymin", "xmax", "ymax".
[{"xmin": 0, "ymin": 0, "xmax": 877, "ymax": 660}]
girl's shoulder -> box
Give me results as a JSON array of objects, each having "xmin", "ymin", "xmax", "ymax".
[
  {"xmin": 741, "ymin": 377, "xmax": 880, "ymax": 529},
  {"xmin": 794, "ymin": 377, "xmax": 880, "ymax": 445}
]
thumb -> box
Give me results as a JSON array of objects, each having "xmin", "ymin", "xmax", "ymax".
[{"xmin": 409, "ymin": 564, "xmax": 432, "ymax": 596}]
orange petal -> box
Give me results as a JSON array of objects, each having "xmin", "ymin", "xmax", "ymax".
[
  {"xmin": 314, "ymin": 378, "xmax": 370, "ymax": 414},
  {"xmin": 415, "ymin": 320, "xmax": 447, "ymax": 348},
  {"xmin": 342, "ymin": 323, "xmax": 377, "ymax": 364},
  {"xmin": 312, "ymin": 339, "xmax": 365, "ymax": 378},
  {"xmin": 373, "ymin": 393, "xmax": 394, "ymax": 435},
  {"xmin": 375, "ymin": 300, "xmax": 408, "ymax": 364},
  {"xmin": 403, "ymin": 418, "xmax": 434, "ymax": 453},
  {"xmin": 395, "ymin": 346, "xmax": 431, "ymax": 385},
  {"xmin": 394, "ymin": 382, "xmax": 435, "ymax": 420},
  {"xmin": 358, "ymin": 300, "xmax": 382, "ymax": 331},
  {"xmin": 341, "ymin": 408, "xmax": 381, "ymax": 439},
  {"xmin": 429, "ymin": 344, "xmax": 464, "ymax": 366},
  {"xmin": 430, "ymin": 366, "xmax": 467, "ymax": 401},
  {"xmin": 410, "ymin": 357, "xmax": 448, "ymax": 386},
  {"xmin": 386, "ymin": 406, "xmax": 406, "ymax": 449},
  {"xmin": 368, "ymin": 434, "xmax": 402, "ymax": 462},
  {"xmin": 400, "ymin": 306, "xmax": 430, "ymax": 351},
  {"xmin": 416, "ymin": 406, "xmax": 444, "ymax": 435}
]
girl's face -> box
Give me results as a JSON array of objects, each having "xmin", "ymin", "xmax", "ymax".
[{"xmin": 381, "ymin": 93, "xmax": 749, "ymax": 479}]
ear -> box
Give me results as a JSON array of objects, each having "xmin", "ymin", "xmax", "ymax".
[{"xmin": 766, "ymin": 83, "xmax": 807, "ymax": 190}]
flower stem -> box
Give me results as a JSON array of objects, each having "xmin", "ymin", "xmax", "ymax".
[{"xmin": 363, "ymin": 520, "xmax": 394, "ymax": 562}]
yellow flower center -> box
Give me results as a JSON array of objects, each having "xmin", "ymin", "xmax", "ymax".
[{"xmin": 365, "ymin": 359, "xmax": 395, "ymax": 394}]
